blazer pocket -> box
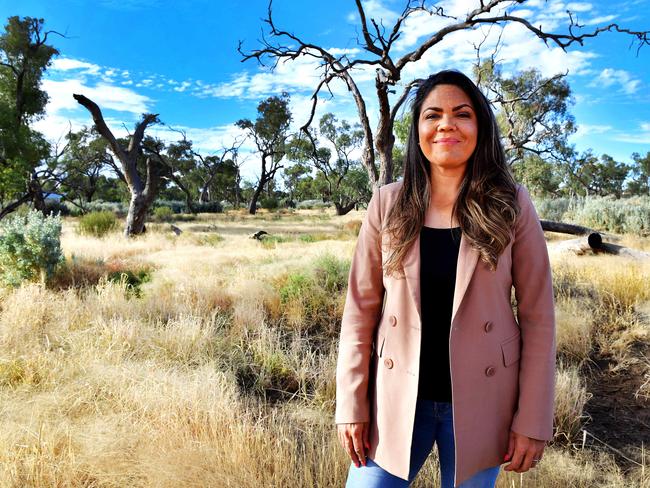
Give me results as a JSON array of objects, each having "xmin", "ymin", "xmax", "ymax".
[{"xmin": 501, "ymin": 332, "xmax": 521, "ymax": 367}]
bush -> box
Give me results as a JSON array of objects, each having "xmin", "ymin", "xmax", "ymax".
[
  {"xmin": 152, "ymin": 206, "xmax": 174, "ymax": 222},
  {"xmin": 273, "ymin": 253, "xmax": 350, "ymax": 340},
  {"xmin": 43, "ymin": 199, "xmax": 71, "ymax": 217},
  {"xmin": 152, "ymin": 199, "xmax": 223, "ymax": 214},
  {"xmin": 193, "ymin": 201, "xmax": 223, "ymax": 213},
  {"xmin": 77, "ymin": 211, "xmax": 119, "ymax": 237},
  {"xmin": 296, "ymin": 199, "xmax": 331, "ymax": 210},
  {"xmin": 106, "ymin": 268, "xmax": 152, "ymax": 298},
  {"xmin": 66, "ymin": 201, "xmax": 128, "ymax": 218},
  {"xmin": 534, "ymin": 194, "xmax": 650, "ymax": 236},
  {"xmin": 532, "ymin": 197, "xmax": 571, "ymax": 223},
  {"xmin": 0, "ymin": 210, "xmax": 65, "ymax": 287},
  {"xmin": 260, "ymin": 196, "xmax": 279, "ymax": 210}
]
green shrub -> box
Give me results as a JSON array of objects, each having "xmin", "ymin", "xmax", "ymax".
[
  {"xmin": 278, "ymin": 272, "xmax": 312, "ymax": 304},
  {"xmin": 106, "ymin": 268, "xmax": 152, "ymax": 298},
  {"xmin": 193, "ymin": 201, "xmax": 223, "ymax": 213},
  {"xmin": 196, "ymin": 234, "xmax": 224, "ymax": 246},
  {"xmin": 43, "ymin": 199, "xmax": 71, "ymax": 217},
  {"xmin": 78, "ymin": 211, "xmax": 119, "ymax": 237},
  {"xmin": 299, "ymin": 234, "xmax": 316, "ymax": 243},
  {"xmin": 153, "ymin": 206, "xmax": 174, "ymax": 222},
  {"xmin": 273, "ymin": 254, "xmax": 350, "ymax": 341},
  {"xmin": 533, "ymin": 197, "xmax": 571, "ymax": 223},
  {"xmin": 259, "ymin": 235, "xmax": 292, "ymax": 249},
  {"xmin": 67, "ymin": 201, "xmax": 128, "ymax": 218},
  {"xmin": 0, "ymin": 210, "xmax": 65, "ymax": 287},
  {"xmin": 313, "ymin": 254, "xmax": 349, "ymax": 294},
  {"xmin": 534, "ymin": 194, "xmax": 650, "ymax": 236},
  {"xmin": 296, "ymin": 199, "xmax": 331, "ymax": 210},
  {"xmin": 260, "ymin": 196, "xmax": 279, "ymax": 210}
]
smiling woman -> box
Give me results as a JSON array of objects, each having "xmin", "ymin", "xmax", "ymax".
[
  {"xmin": 335, "ymin": 70, "xmax": 556, "ymax": 487},
  {"xmin": 417, "ymin": 85, "xmax": 478, "ymax": 173}
]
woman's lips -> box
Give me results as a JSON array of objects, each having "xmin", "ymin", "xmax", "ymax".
[{"xmin": 434, "ymin": 138, "xmax": 460, "ymax": 144}]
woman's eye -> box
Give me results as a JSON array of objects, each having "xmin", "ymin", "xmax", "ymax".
[{"xmin": 457, "ymin": 112, "xmax": 471, "ymax": 118}]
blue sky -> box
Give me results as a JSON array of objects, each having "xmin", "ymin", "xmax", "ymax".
[{"xmin": 2, "ymin": 0, "xmax": 649, "ymax": 183}]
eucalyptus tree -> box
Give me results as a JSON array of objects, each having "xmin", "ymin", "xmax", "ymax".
[
  {"xmin": 289, "ymin": 113, "xmax": 368, "ymax": 215},
  {"xmin": 56, "ymin": 127, "xmax": 113, "ymax": 211},
  {"xmin": 0, "ymin": 16, "xmax": 60, "ymax": 218},
  {"xmin": 564, "ymin": 150, "xmax": 630, "ymax": 197},
  {"xmin": 628, "ymin": 151, "xmax": 650, "ymax": 196},
  {"xmin": 74, "ymin": 94, "xmax": 162, "ymax": 236},
  {"xmin": 236, "ymin": 92, "xmax": 292, "ymax": 214}
]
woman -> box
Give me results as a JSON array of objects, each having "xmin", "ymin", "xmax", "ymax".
[{"xmin": 335, "ymin": 70, "xmax": 556, "ymax": 488}]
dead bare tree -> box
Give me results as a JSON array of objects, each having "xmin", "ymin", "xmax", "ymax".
[
  {"xmin": 240, "ymin": 0, "xmax": 650, "ymax": 187},
  {"xmin": 73, "ymin": 93, "xmax": 162, "ymax": 236}
]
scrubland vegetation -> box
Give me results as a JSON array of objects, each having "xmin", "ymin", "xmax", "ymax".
[{"xmin": 0, "ymin": 201, "xmax": 649, "ymax": 487}]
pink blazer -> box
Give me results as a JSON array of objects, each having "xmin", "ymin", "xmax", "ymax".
[{"xmin": 335, "ymin": 180, "xmax": 556, "ymax": 486}]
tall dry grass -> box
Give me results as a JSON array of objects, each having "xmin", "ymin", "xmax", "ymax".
[{"xmin": 0, "ymin": 209, "xmax": 648, "ymax": 487}]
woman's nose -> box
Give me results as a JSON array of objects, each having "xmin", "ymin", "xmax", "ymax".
[{"xmin": 437, "ymin": 114, "xmax": 455, "ymax": 130}]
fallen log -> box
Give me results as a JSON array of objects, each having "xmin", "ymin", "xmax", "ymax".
[
  {"xmin": 540, "ymin": 220, "xmax": 603, "ymax": 249},
  {"xmin": 540, "ymin": 219, "xmax": 650, "ymax": 259}
]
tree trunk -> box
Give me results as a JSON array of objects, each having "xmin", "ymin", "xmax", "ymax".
[
  {"xmin": 334, "ymin": 201, "xmax": 356, "ymax": 216},
  {"xmin": 249, "ymin": 178, "xmax": 265, "ymax": 214},
  {"xmin": 125, "ymin": 193, "xmax": 149, "ymax": 236},
  {"xmin": 343, "ymin": 71, "xmax": 379, "ymax": 186},
  {"xmin": 199, "ymin": 184, "xmax": 210, "ymax": 203},
  {"xmin": 124, "ymin": 157, "xmax": 162, "ymax": 237},
  {"xmin": 375, "ymin": 83, "xmax": 394, "ymax": 186},
  {"xmin": 540, "ymin": 220, "xmax": 597, "ymax": 236},
  {"xmin": 28, "ymin": 171, "xmax": 46, "ymax": 212},
  {"xmin": 0, "ymin": 193, "xmax": 32, "ymax": 220}
]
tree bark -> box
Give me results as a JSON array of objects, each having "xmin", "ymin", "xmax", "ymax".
[
  {"xmin": 249, "ymin": 176, "xmax": 266, "ymax": 214},
  {"xmin": 334, "ymin": 201, "xmax": 357, "ymax": 216}
]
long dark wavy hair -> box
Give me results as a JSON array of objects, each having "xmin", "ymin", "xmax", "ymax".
[{"xmin": 383, "ymin": 69, "xmax": 520, "ymax": 276}]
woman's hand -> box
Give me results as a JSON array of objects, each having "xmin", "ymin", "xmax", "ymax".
[
  {"xmin": 503, "ymin": 429, "xmax": 546, "ymax": 473},
  {"xmin": 337, "ymin": 422, "xmax": 370, "ymax": 467}
]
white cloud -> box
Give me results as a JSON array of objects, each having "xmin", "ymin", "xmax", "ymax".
[
  {"xmin": 50, "ymin": 57, "xmax": 101, "ymax": 76},
  {"xmin": 42, "ymin": 79, "xmax": 152, "ymax": 115},
  {"xmin": 173, "ymin": 81, "xmax": 192, "ymax": 92},
  {"xmin": 590, "ymin": 68, "xmax": 641, "ymax": 94},
  {"xmin": 574, "ymin": 123, "xmax": 612, "ymax": 138},
  {"xmin": 611, "ymin": 121, "xmax": 650, "ymax": 144},
  {"xmin": 582, "ymin": 14, "xmax": 617, "ymax": 25},
  {"xmin": 347, "ymin": 0, "xmax": 399, "ymax": 25},
  {"xmin": 566, "ymin": 2, "xmax": 592, "ymax": 12}
]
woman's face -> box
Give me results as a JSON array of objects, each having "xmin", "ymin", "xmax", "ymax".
[{"xmin": 417, "ymin": 84, "xmax": 478, "ymax": 172}]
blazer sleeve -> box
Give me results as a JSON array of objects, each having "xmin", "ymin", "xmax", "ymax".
[
  {"xmin": 335, "ymin": 186, "xmax": 385, "ymax": 424},
  {"xmin": 510, "ymin": 184, "xmax": 557, "ymax": 441}
]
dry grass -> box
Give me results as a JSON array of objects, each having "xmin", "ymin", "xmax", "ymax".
[{"xmin": 0, "ymin": 209, "xmax": 648, "ymax": 487}]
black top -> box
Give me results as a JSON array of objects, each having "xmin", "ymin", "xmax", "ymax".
[{"xmin": 418, "ymin": 225, "xmax": 462, "ymax": 402}]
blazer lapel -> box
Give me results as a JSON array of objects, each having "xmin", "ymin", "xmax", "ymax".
[
  {"xmin": 451, "ymin": 232, "xmax": 480, "ymax": 325},
  {"xmin": 402, "ymin": 231, "xmax": 480, "ymax": 327},
  {"xmin": 402, "ymin": 232, "xmax": 421, "ymax": 321}
]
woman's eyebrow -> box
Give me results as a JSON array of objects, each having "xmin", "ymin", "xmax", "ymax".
[{"xmin": 422, "ymin": 103, "xmax": 473, "ymax": 112}]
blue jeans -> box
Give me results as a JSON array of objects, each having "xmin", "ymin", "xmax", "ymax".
[{"xmin": 345, "ymin": 399, "xmax": 501, "ymax": 487}]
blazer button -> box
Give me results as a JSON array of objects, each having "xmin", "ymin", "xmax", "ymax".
[
  {"xmin": 484, "ymin": 321, "xmax": 493, "ymax": 333},
  {"xmin": 389, "ymin": 315, "xmax": 397, "ymax": 327},
  {"xmin": 485, "ymin": 366, "xmax": 496, "ymax": 377},
  {"xmin": 384, "ymin": 358, "xmax": 394, "ymax": 369}
]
